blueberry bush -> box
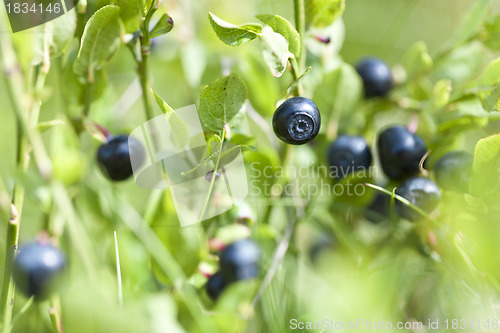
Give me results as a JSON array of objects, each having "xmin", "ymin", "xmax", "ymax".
[{"xmin": 1, "ymin": 0, "xmax": 500, "ymax": 332}]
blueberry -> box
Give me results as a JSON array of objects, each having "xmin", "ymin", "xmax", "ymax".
[
  {"xmin": 272, "ymin": 97, "xmax": 321, "ymax": 145},
  {"xmin": 377, "ymin": 126, "xmax": 427, "ymax": 180},
  {"xmin": 355, "ymin": 57, "xmax": 393, "ymax": 98},
  {"xmin": 219, "ymin": 239, "xmax": 259, "ymax": 283},
  {"xmin": 97, "ymin": 135, "xmax": 144, "ymax": 181},
  {"xmin": 13, "ymin": 242, "xmax": 66, "ymax": 300},
  {"xmin": 364, "ymin": 192, "xmax": 392, "ymax": 223},
  {"xmin": 395, "ymin": 177, "xmax": 441, "ymax": 222},
  {"xmin": 206, "ymin": 271, "xmax": 227, "ymax": 300},
  {"xmin": 434, "ymin": 151, "xmax": 473, "ymax": 193},
  {"xmin": 327, "ymin": 135, "xmax": 372, "ymax": 180}
]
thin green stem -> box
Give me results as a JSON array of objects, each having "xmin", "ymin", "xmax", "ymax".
[
  {"xmin": 139, "ymin": 45, "xmax": 153, "ymax": 120},
  {"xmin": 48, "ymin": 296, "xmax": 63, "ymax": 333},
  {"xmin": 138, "ymin": 5, "xmax": 158, "ymax": 121},
  {"xmin": 199, "ymin": 126, "xmax": 227, "ymax": 221},
  {"xmin": 290, "ymin": 58, "xmax": 300, "ymax": 81},
  {"xmin": 0, "ymin": 205, "xmax": 20, "ymax": 333},
  {"xmin": 289, "ymin": 58, "xmax": 301, "ymax": 96}
]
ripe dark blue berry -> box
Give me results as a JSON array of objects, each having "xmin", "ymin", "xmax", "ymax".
[
  {"xmin": 219, "ymin": 239, "xmax": 259, "ymax": 283},
  {"xmin": 434, "ymin": 151, "xmax": 473, "ymax": 193},
  {"xmin": 377, "ymin": 126, "xmax": 427, "ymax": 180},
  {"xmin": 206, "ymin": 271, "xmax": 227, "ymax": 300},
  {"xmin": 272, "ymin": 97, "xmax": 321, "ymax": 145},
  {"xmin": 355, "ymin": 57, "xmax": 393, "ymax": 98},
  {"xmin": 364, "ymin": 192, "xmax": 391, "ymax": 223},
  {"xmin": 13, "ymin": 242, "xmax": 66, "ymax": 300},
  {"xmin": 327, "ymin": 135, "xmax": 372, "ymax": 180},
  {"xmin": 395, "ymin": 177, "xmax": 441, "ymax": 222},
  {"xmin": 97, "ymin": 135, "xmax": 144, "ymax": 181}
]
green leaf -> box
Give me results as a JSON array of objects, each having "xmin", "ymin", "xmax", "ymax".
[
  {"xmin": 471, "ymin": 133, "xmax": 500, "ymax": 200},
  {"xmin": 313, "ymin": 64, "xmax": 362, "ymax": 126},
  {"xmin": 208, "ymin": 12, "xmax": 262, "ymax": 46},
  {"xmin": 259, "ymin": 26, "xmax": 294, "ymax": 78},
  {"xmin": 256, "ymin": 14, "xmax": 301, "ymax": 57},
  {"xmin": 450, "ymin": 0, "xmax": 491, "ymax": 47},
  {"xmin": 199, "ymin": 73, "xmax": 247, "ymax": 132},
  {"xmin": 402, "ymin": 41, "xmax": 433, "ymax": 78},
  {"xmin": 152, "ymin": 90, "xmax": 189, "ymax": 149},
  {"xmin": 305, "ymin": 0, "xmax": 345, "ymax": 28},
  {"xmin": 431, "ymin": 41, "xmax": 486, "ymax": 84},
  {"xmin": 114, "ymin": 0, "xmax": 141, "ymax": 33},
  {"xmin": 73, "ymin": 5, "xmax": 121, "ymax": 78},
  {"xmin": 150, "ymin": 14, "xmax": 174, "ymax": 38}
]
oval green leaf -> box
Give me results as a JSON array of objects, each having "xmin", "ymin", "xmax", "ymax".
[
  {"xmin": 208, "ymin": 12, "xmax": 262, "ymax": 46},
  {"xmin": 199, "ymin": 73, "xmax": 247, "ymax": 132},
  {"xmin": 73, "ymin": 5, "xmax": 121, "ymax": 78},
  {"xmin": 256, "ymin": 14, "xmax": 301, "ymax": 58}
]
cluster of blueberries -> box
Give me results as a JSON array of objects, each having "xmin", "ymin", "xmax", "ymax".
[
  {"xmin": 329, "ymin": 58, "xmax": 473, "ymax": 222},
  {"xmin": 328, "ymin": 126, "xmax": 470, "ymax": 222},
  {"xmin": 271, "ymin": 57, "xmax": 473, "ymax": 223}
]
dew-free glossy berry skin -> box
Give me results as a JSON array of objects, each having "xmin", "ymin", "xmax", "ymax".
[
  {"xmin": 13, "ymin": 242, "xmax": 66, "ymax": 300},
  {"xmin": 97, "ymin": 135, "xmax": 144, "ymax": 181},
  {"xmin": 219, "ymin": 239, "xmax": 259, "ymax": 283},
  {"xmin": 377, "ymin": 126, "xmax": 427, "ymax": 180},
  {"xmin": 327, "ymin": 135, "xmax": 372, "ymax": 180},
  {"xmin": 272, "ymin": 97, "xmax": 321, "ymax": 145},
  {"xmin": 395, "ymin": 177, "xmax": 441, "ymax": 222},
  {"xmin": 206, "ymin": 271, "xmax": 227, "ymax": 300},
  {"xmin": 355, "ymin": 57, "xmax": 393, "ymax": 98},
  {"xmin": 364, "ymin": 192, "xmax": 391, "ymax": 223},
  {"xmin": 434, "ymin": 151, "xmax": 473, "ymax": 193}
]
